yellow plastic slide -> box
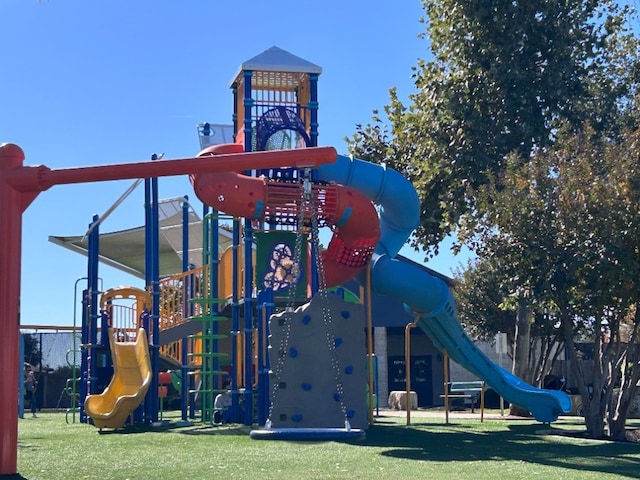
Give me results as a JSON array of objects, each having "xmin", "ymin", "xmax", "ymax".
[{"xmin": 85, "ymin": 328, "xmax": 152, "ymax": 430}]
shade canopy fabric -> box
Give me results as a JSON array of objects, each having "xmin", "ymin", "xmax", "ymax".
[{"xmin": 49, "ymin": 199, "xmax": 234, "ymax": 279}]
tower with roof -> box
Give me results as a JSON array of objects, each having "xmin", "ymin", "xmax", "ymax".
[
  {"xmin": 230, "ymin": 46, "xmax": 322, "ymax": 153},
  {"xmin": 195, "ymin": 48, "xmax": 329, "ymax": 426}
]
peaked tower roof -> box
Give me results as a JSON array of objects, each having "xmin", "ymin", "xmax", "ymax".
[{"xmin": 230, "ymin": 46, "xmax": 321, "ymax": 86}]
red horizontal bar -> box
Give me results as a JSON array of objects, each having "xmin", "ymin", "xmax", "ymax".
[{"xmin": 7, "ymin": 146, "xmax": 337, "ymax": 192}]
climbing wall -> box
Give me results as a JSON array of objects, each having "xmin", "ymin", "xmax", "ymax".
[{"xmin": 268, "ymin": 292, "xmax": 368, "ymax": 430}]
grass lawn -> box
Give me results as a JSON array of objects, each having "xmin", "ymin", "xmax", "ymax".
[{"xmin": 12, "ymin": 410, "xmax": 640, "ymax": 480}]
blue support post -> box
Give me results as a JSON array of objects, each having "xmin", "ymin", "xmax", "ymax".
[
  {"xmin": 243, "ymin": 70, "xmax": 253, "ymax": 152},
  {"xmin": 241, "ymin": 69, "xmax": 254, "ymax": 425},
  {"xmin": 256, "ymin": 289, "xmax": 274, "ymax": 425},
  {"xmin": 243, "ymin": 218, "xmax": 254, "ymax": 425},
  {"xmin": 87, "ymin": 215, "xmax": 100, "ymax": 397},
  {"xmin": 144, "ymin": 162, "xmax": 160, "ymax": 424},
  {"xmin": 144, "ymin": 176, "xmax": 152, "ymax": 424},
  {"xmin": 232, "ymin": 83, "xmax": 238, "ymax": 143},
  {"xmin": 150, "ymin": 175, "xmax": 160, "ymax": 423},
  {"xmin": 309, "ymin": 73, "xmax": 319, "ymax": 148},
  {"xmin": 79, "ymin": 289, "xmax": 89, "ymax": 422},
  {"xmin": 182, "ymin": 196, "xmax": 190, "ymax": 272},
  {"xmin": 79, "ymin": 214, "xmax": 99, "ymax": 423}
]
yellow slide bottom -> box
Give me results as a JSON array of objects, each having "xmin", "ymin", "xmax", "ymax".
[{"xmin": 85, "ymin": 328, "xmax": 152, "ymax": 430}]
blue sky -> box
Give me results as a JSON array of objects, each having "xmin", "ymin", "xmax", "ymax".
[{"xmin": 2, "ymin": 0, "xmax": 467, "ymax": 328}]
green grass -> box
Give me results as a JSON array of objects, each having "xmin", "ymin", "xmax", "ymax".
[{"xmin": 13, "ymin": 410, "xmax": 640, "ymax": 479}]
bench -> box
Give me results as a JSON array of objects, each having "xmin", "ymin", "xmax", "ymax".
[{"xmin": 441, "ymin": 381, "xmax": 485, "ymax": 418}]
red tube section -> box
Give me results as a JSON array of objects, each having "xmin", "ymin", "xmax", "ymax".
[{"xmin": 191, "ymin": 144, "xmax": 380, "ymax": 287}]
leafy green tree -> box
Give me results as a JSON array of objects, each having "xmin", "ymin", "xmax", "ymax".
[
  {"xmin": 551, "ymin": 128, "xmax": 640, "ymax": 440},
  {"xmin": 453, "ymin": 258, "xmax": 515, "ymax": 342},
  {"xmin": 349, "ymin": 0, "xmax": 639, "ymax": 253},
  {"xmin": 466, "ymin": 126, "xmax": 640, "ymax": 439},
  {"xmin": 348, "ymin": 0, "xmax": 640, "ymax": 433},
  {"xmin": 454, "ymin": 257, "xmax": 566, "ymax": 390}
]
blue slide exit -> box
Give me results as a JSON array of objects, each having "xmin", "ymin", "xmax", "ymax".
[{"xmin": 318, "ymin": 155, "xmax": 571, "ymax": 423}]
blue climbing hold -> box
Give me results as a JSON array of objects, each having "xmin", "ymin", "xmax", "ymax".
[
  {"xmin": 301, "ymin": 382, "xmax": 312, "ymax": 391},
  {"xmin": 292, "ymin": 414, "xmax": 303, "ymax": 422},
  {"xmin": 289, "ymin": 347, "xmax": 298, "ymax": 358},
  {"xmin": 344, "ymin": 365, "xmax": 354, "ymax": 374},
  {"xmin": 302, "ymin": 315, "xmax": 311, "ymax": 325},
  {"xmin": 341, "ymin": 310, "xmax": 350, "ymax": 319},
  {"xmin": 334, "ymin": 338, "xmax": 343, "ymax": 348}
]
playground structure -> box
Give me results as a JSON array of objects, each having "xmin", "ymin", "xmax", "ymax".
[{"xmin": 0, "ymin": 46, "xmax": 572, "ymax": 475}]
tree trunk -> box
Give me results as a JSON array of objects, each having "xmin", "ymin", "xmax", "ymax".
[
  {"xmin": 510, "ymin": 298, "xmax": 532, "ymax": 416},
  {"xmin": 513, "ymin": 298, "xmax": 532, "ymax": 381},
  {"xmin": 609, "ymin": 401, "xmax": 629, "ymax": 441},
  {"xmin": 608, "ymin": 352, "xmax": 640, "ymax": 441},
  {"xmin": 583, "ymin": 398, "xmax": 606, "ymax": 438}
]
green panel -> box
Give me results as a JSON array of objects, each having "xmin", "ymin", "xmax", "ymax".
[
  {"xmin": 255, "ymin": 231, "xmax": 308, "ymax": 298},
  {"xmin": 327, "ymin": 286, "xmax": 361, "ymax": 304}
]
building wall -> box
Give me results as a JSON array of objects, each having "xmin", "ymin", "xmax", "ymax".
[
  {"xmin": 381, "ymin": 327, "xmax": 445, "ymax": 408},
  {"xmin": 448, "ymin": 340, "xmax": 510, "ymax": 383}
]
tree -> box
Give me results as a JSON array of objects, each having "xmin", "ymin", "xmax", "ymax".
[
  {"xmin": 453, "ymin": 257, "xmax": 564, "ymax": 417},
  {"xmin": 550, "ymin": 128, "xmax": 640, "ymax": 440},
  {"xmin": 453, "ymin": 168, "xmax": 569, "ymax": 393},
  {"xmin": 461, "ymin": 126, "xmax": 640, "ymax": 438},
  {"xmin": 453, "ymin": 258, "xmax": 515, "ymax": 342},
  {"xmin": 347, "ymin": 0, "xmax": 640, "ymax": 434},
  {"xmin": 349, "ymin": 0, "xmax": 639, "ymax": 253}
]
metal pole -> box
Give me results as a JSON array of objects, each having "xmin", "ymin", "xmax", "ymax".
[
  {"xmin": 365, "ymin": 265, "xmax": 374, "ymax": 424},
  {"xmin": 497, "ymin": 331, "xmax": 505, "ymax": 416},
  {"xmin": 443, "ymin": 349, "xmax": 450, "ymax": 424},
  {"xmin": 404, "ymin": 316, "xmax": 418, "ymax": 425}
]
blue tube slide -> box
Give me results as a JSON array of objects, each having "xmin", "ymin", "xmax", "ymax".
[{"xmin": 318, "ymin": 155, "xmax": 571, "ymax": 423}]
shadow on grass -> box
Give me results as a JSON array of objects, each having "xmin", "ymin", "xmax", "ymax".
[
  {"xmin": 363, "ymin": 418, "xmax": 640, "ymax": 477},
  {"xmin": 178, "ymin": 423, "xmax": 252, "ymax": 437},
  {"xmin": 93, "ymin": 421, "xmax": 247, "ymax": 436},
  {"xmin": 88, "ymin": 419, "xmax": 253, "ymax": 437}
]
